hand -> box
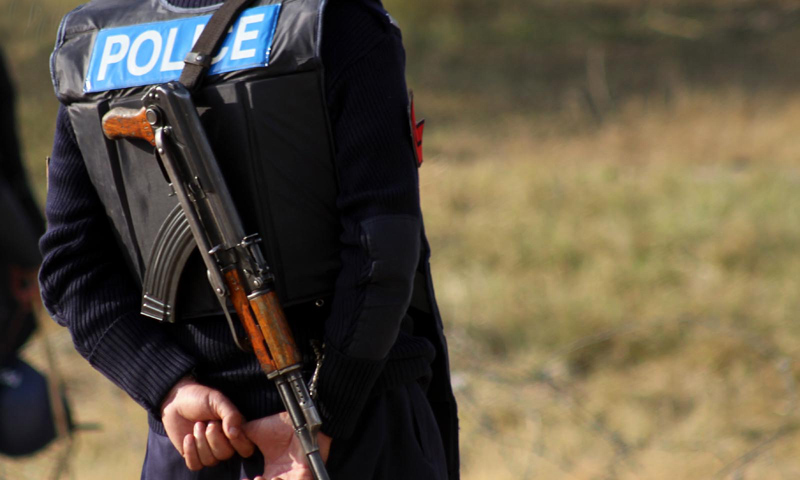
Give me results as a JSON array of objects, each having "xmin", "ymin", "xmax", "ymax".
[
  {"xmin": 161, "ymin": 376, "xmax": 255, "ymax": 471},
  {"xmin": 242, "ymin": 412, "xmax": 332, "ymax": 480}
]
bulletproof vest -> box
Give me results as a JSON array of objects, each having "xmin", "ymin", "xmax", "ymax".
[{"xmin": 50, "ymin": 0, "xmax": 340, "ymax": 319}]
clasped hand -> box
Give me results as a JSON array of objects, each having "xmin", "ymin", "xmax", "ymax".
[{"xmin": 161, "ymin": 377, "xmax": 331, "ymax": 480}]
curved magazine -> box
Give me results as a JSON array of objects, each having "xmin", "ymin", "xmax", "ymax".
[{"xmin": 141, "ymin": 204, "xmax": 196, "ymax": 322}]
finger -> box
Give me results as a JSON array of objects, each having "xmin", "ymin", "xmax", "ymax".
[
  {"xmin": 206, "ymin": 421, "xmax": 235, "ymax": 460},
  {"xmin": 183, "ymin": 433, "xmax": 202, "ymax": 471},
  {"xmin": 193, "ymin": 421, "xmax": 219, "ymax": 467}
]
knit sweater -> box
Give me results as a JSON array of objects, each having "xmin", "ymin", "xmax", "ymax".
[{"xmin": 39, "ymin": 0, "xmax": 435, "ymax": 439}]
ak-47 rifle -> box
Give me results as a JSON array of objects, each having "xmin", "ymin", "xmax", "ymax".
[{"xmin": 102, "ymin": 81, "xmax": 329, "ymax": 480}]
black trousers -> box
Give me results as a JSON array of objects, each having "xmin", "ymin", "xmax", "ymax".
[{"xmin": 141, "ymin": 382, "xmax": 448, "ymax": 479}]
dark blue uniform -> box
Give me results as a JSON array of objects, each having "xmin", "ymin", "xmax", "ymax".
[{"xmin": 40, "ymin": 0, "xmax": 459, "ymax": 478}]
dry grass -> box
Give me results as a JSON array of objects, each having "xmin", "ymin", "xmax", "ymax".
[{"xmin": 421, "ymin": 88, "xmax": 800, "ymax": 478}]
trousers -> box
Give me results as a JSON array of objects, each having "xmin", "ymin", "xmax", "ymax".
[{"xmin": 141, "ymin": 381, "xmax": 448, "ymax": 479}]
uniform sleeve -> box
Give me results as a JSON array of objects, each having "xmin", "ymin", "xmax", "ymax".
[
  {"xmin": 38, "ymin": 106, "xmax": 196, "ymax": 417},
  {"xmin": 316, "ymin": 6, "xmax": 423, "ymax": 438}
]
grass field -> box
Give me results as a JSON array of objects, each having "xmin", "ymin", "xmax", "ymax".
[{"xmin": 4, "ymin": 0, "xmax": 800, "ymax": 478}]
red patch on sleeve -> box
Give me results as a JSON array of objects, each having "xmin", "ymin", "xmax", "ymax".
[{"xmin": 409, "ymin": 91, "xmax": 425, "ymax": 167}]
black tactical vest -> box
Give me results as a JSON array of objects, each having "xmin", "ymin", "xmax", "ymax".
[{"xmin": 51, "ymin": 0, "xmax": 340, "ymax": 319}]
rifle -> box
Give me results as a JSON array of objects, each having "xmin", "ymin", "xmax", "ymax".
[{"xmin": 102, "ymin": 81, "xmax": 329, "ymax": 480}]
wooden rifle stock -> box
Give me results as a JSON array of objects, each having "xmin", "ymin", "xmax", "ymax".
[
  {"xmin": 223, "ymin": 269, "xmax": 300, "ymax": 374},
  {"xmin": 102, "ymin": 107, "xmax": 155, "ymax": 146}
]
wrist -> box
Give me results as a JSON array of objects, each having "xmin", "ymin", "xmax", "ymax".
[
  {"xmin": 319, "ymin": 431, "xmax": 333, "ymax": 463},
  {"xmin": 160, "ymin": 374, "xmax": 198, "ymax": 416}
]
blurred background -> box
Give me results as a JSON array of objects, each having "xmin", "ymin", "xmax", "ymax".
[{"xmin": 4, "ymin": 0, "xmax": 800, "ymax": 478}]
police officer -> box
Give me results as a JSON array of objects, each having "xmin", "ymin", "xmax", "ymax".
[{"xmin": 40, "ymin": 0, "xmax": 459, "ymax": 478}]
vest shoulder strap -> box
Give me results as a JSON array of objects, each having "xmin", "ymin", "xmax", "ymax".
[{"xmin": 179, "ymin": 0, "xmax": 254, "ymax": 91}]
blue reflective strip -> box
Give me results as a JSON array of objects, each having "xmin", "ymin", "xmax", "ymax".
[{"xmin": 85, "ymin": 4, "xmax": 281, "ymax": 93}]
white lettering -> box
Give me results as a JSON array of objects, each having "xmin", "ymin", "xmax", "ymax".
[
  {"xmin": 193, "ymin": 24, "xmax": 230, "ymax": 65},
  {"xmin": 212, "ymin": 37, "xmax": 229, "ymax": 65},
  {"xmin": 192, "ymin": 24, "xmax": 204, "ymax": 44},
  {"xmin": 231, "ymin": 14, "xmax": 263, "ymax": 60},
  {"xmin": 160, "ymin": 28, "xmax": 183, "ymax": 71},
  {"xmin": 128, "ymin": 30, "xmax": 163, "ymax": 76},
  {"xmin": 97, "ymin": 34, "xmax": 130, "ymax": 81}
]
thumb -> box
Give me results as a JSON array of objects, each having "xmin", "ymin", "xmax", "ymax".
[
  {"xmin": 207, "ymin": 390, "xmax": 243, "ymax": 437},
  {"xmin": 207, "ymin": 390, "xmax": 255, "ymax": 458}
]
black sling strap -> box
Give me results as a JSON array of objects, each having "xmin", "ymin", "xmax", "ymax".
[{"xmin": 178, "ymin": 0, "xmax": 256, "ymax": 91}]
